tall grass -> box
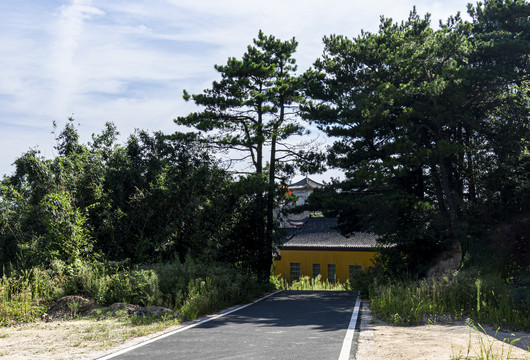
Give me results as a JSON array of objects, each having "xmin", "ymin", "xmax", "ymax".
[
  {"xmin": 271, "ymin": 274, "xmax": 352, "ymax": 291},
  {"xmin": 148, "ymin": 258, "xmax": 272, "ymax": 320},
  {"xmin": 0, "ymin": 258, "xmax": 272, "ymax": 326},
  {"xmin": 0, "ymin": 268, "xmax": 60, "ymax": 325},
  {"xmin": 369, "ymin": 270, "xmax": 530, "ymax": 331}
]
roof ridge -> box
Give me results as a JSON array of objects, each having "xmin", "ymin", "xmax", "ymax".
[{"xmin": 288, "ymin": 177, "xmax": 324, "ymax": 188}]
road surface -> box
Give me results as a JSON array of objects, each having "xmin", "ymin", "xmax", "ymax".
[{"xmin": 101, "ymin": 290, "xmax": 360, "ymax": 360}]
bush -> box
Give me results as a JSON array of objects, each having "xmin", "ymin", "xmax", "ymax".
[
  {"xmin": 0, "ymin": 258, "xmax": 273, "ymax": 325},
  {"xmin": 103, "ymin": 269, "xmax": 160, "ymax": 306},
  {"xmin": 369, "ymin": 270, "xmax": 530, "ymax": 331},
  {"xmin": 149, "ymin": 258, "xmax": 272, "ymax": 320}
]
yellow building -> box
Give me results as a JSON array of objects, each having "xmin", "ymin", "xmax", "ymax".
[{"xmin": 274, "ymin": 217, "xmax": 378, "ymax": 283}]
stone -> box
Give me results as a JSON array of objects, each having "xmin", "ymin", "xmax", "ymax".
[{"xmin": 132, "ymin": 306, "xmax": 176, "ymax": 317}]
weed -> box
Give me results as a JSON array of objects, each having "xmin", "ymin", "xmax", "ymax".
[
  {"xmin": 452, "ymin": 321, "xmax": 530, "ymax": 360},
  {"xmin": 369, "ymin": 271, "xmax": 530, "ymax": 330},
  {"xmin": 68, "ymin": 299, "xmax": 79, "ymax": 319},
  {"xmin": 0, "ymin": 272, "xmax": 49, "ymax": 325},
  {"xmin": 271, "ymin": 274, "xmax": 351, "ymax": 291},
  {"xmin": 1, "ymin": 257, "xmax": 272, "ymax": 327},
  {"xmin": 129, "ymin": 313, "xmax": 180, "ymax": 327}
]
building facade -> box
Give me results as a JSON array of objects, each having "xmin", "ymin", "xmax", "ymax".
[{"xmin": 274, "ymin": 217, "xmax": 378, "ymax": 283}]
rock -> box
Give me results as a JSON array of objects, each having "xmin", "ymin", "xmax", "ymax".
[
  {"xmin": 132, "ymin": 306, "xmax": 176, "ymax": 317},
  {"xmin": 41, "ymin": 313, "xmax": 51, "ymax": 322},
  {"xmin": 109, "ymin": 302, "xmax": 140, "ymax": 315},
  {"xmin": 45, "ymin": 296, "xmax": 97, "ymax": 320}
]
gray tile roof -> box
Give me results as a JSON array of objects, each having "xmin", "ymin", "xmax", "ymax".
[
  {"xmin": 280, "ymin": 217, "xmax": 378, "ymax": 250},
  {"xmin": 288, "ymin": 177, "xmax": 324, "ymax": 189}
]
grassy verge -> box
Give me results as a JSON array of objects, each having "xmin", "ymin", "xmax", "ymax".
[
  {"xmin": 0, "ymin": 316, "xmax": 185, "ymax": 358},
  {"xmin": 368, "ymin": 270, "xmax": 530, "ymax": 331},
  {"xmin": 271, "ymin": 274, "xmax": 352, "ymax": 291},
  {"xmin": 0, "ymin": 258, "xmax": 272, "ymax": 326}
]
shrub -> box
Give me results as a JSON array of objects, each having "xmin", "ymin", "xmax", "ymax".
[
  {"xmin": 0, "ymin": 258, "xmax": 272, "ymax": 325},
  {"xmin": 149, "ymin": 258, "xmax": 271, "ymax": 319},
  {"xmin": 104, "ymin": 269, "xmax": 160, "ymax": 306},
  {"xmin": 369, "ymin": 270, "xmax": 530, "ymax": 331},
  {"xmin": 271, "ymin": 274, "xmax": 352, "ymax": 291}
]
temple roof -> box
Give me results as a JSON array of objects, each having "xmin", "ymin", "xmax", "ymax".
[
  {"xmin": 288, "ymin": 177, "xmax": 324, "ymax": 190},
  {"xmin": 279, "ymin": 217, "xmax": 378, "ymax": 250}
]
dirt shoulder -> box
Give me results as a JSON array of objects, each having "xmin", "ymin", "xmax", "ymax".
[
  {"xmin": 0, "ymin": 303, "xmax": 241, "ymax": 360},
  {"xmin": 0, "ymin": 318, "xmax": 188, "ymax": 359},
  {"xmin": 355, "ymin": 301, "xmax": 530, "ymax": 360}
]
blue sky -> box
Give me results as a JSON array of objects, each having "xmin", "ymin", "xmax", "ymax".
[{"xmin": 0, "ymin": 0, "xmax": 473, "ymax": 181}]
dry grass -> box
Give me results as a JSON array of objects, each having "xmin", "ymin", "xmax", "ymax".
[{"xmin": 0, "ymin": 316, "xmax": 184, "ymax": 359}]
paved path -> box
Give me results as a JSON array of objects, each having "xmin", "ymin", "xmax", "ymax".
[{"xmin": 101, "ymin": 290, "xmax": 360, "ymax": 360}]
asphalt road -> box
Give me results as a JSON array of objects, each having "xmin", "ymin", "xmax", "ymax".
[{"xmin": 102, "ymin": 290, "xmax": 360, "ymax": 360}]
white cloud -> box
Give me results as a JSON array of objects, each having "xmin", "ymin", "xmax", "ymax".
[
  {"xmin": 48, "ymin": 0, "xmax": 105, "ymax": 116},
  {"xmin": 0, "ymin": 0, "xmax": 473, "ymax": 177}
]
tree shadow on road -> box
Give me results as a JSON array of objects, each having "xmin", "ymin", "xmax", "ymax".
[{"xmin": 197, "ymin": 290, "xmax": 358, "ymax": 333}]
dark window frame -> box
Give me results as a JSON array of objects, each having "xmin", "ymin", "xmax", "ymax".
[
  {"xmin": 290, "ymin": 262, "xmax": 301, "ymax": 281},
  {"xmin": 312, "ymin": 263, "xmax": 321, "ymax": 278},
  {"xmin": 327, "ymin": 264, "xmax": 336, "ymax": 283}
]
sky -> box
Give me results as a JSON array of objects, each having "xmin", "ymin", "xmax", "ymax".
[{"xmin": 0, "ymin": 0, "xmax": 473, "ymax": 182}]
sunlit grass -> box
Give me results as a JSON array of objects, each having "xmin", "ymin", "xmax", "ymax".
[
  {"xmin": 271, "ymin": 274, "xmax": 352, "ymax": 291},
  {"xmin": 1, "ymin": 258, "xmax": 272, "ymax": 326},
  {"xmin": 369, "ymin": 271, "xmax": 530, "ymax": 331}
]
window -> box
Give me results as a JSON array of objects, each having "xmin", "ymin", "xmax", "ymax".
[
  {"xmin": 349, "ymin": 265, "xmax": 362, "ymax": 281},
  {"xmin": 312, "ymin": 263, "xmax": 321, "ymax": 278},
  {"xmin": 327, "ymin": 264, "xmax": 336, "ymax": 283},
  {"xmin": 290, "ymin": 262, "xmax": 301, "ymax": 281}
]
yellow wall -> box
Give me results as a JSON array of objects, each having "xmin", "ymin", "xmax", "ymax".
[{"xmin": 274, "ymin": 249, "xmax": 377, "ymax": 283}]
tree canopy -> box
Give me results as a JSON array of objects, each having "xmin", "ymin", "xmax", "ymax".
[
  {"xmin": 0, "ymin": 120, "xmax": 263, "ymax": 270},
  {"xmin": 303, "ymin": 0, "xmax": 530, "ymax": 274},
  {"xmin": 175, "ymin": 31, "xmax": 323, "ymax": 277}
]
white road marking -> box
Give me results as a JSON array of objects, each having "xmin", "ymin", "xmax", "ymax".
[
  {"xmin": 97, "ymin": 290, "xmax": 282, "ymax": 360},
  {"xmin": 338, "ymin": 295, "xmax": 361, "ymax": 360}
]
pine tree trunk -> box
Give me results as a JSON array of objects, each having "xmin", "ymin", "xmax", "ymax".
[{"xmin": 256, "ymin": 106, "xmax": 267, "ymax": 280}]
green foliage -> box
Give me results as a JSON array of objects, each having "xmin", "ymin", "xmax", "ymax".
[
  {"xmin": 0, "ymin": 268, "xmax": 60, "ymax": 325},
  {"xmin": 0, "ymin": 258, "xmax": 272, "ymax": 326},
  {"xmin": 0, "ymin": 184, "xmax": 26, "ymax": 266},
  {"xmin": 369, "ymin": 270, "xmax": 530, "ymax": 331},
  {"xmin": 175, "ymin": 31, "xmax": 324, "ymax": 277},
  {"xmin": 48, "ymin": 260, "xmax": 159, "ymax": 307},
  {"xmin": 303, "ymin": 1, "xmax": 530, "ymax": 276},
  {"xmin": 0, "ymin": 121, "xmax": 264, "ymax": 268},
  {"xmin": 94, "ymin": 129, "xmax": 239, "ymax": 263},
  {"xmin": 271, "ymin": 274, "xmax": 352, "ymax": 291},
  {"xmin": 39, "ymin": 191, "xmax": 93, "ymax": 263},
  {"xmin": 104, "ymin": 269, "xmax": 160, "ymax": 307},
  {"xmin": 149, "ymin": 257, "xmax": 272, "ymax": 320}
]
